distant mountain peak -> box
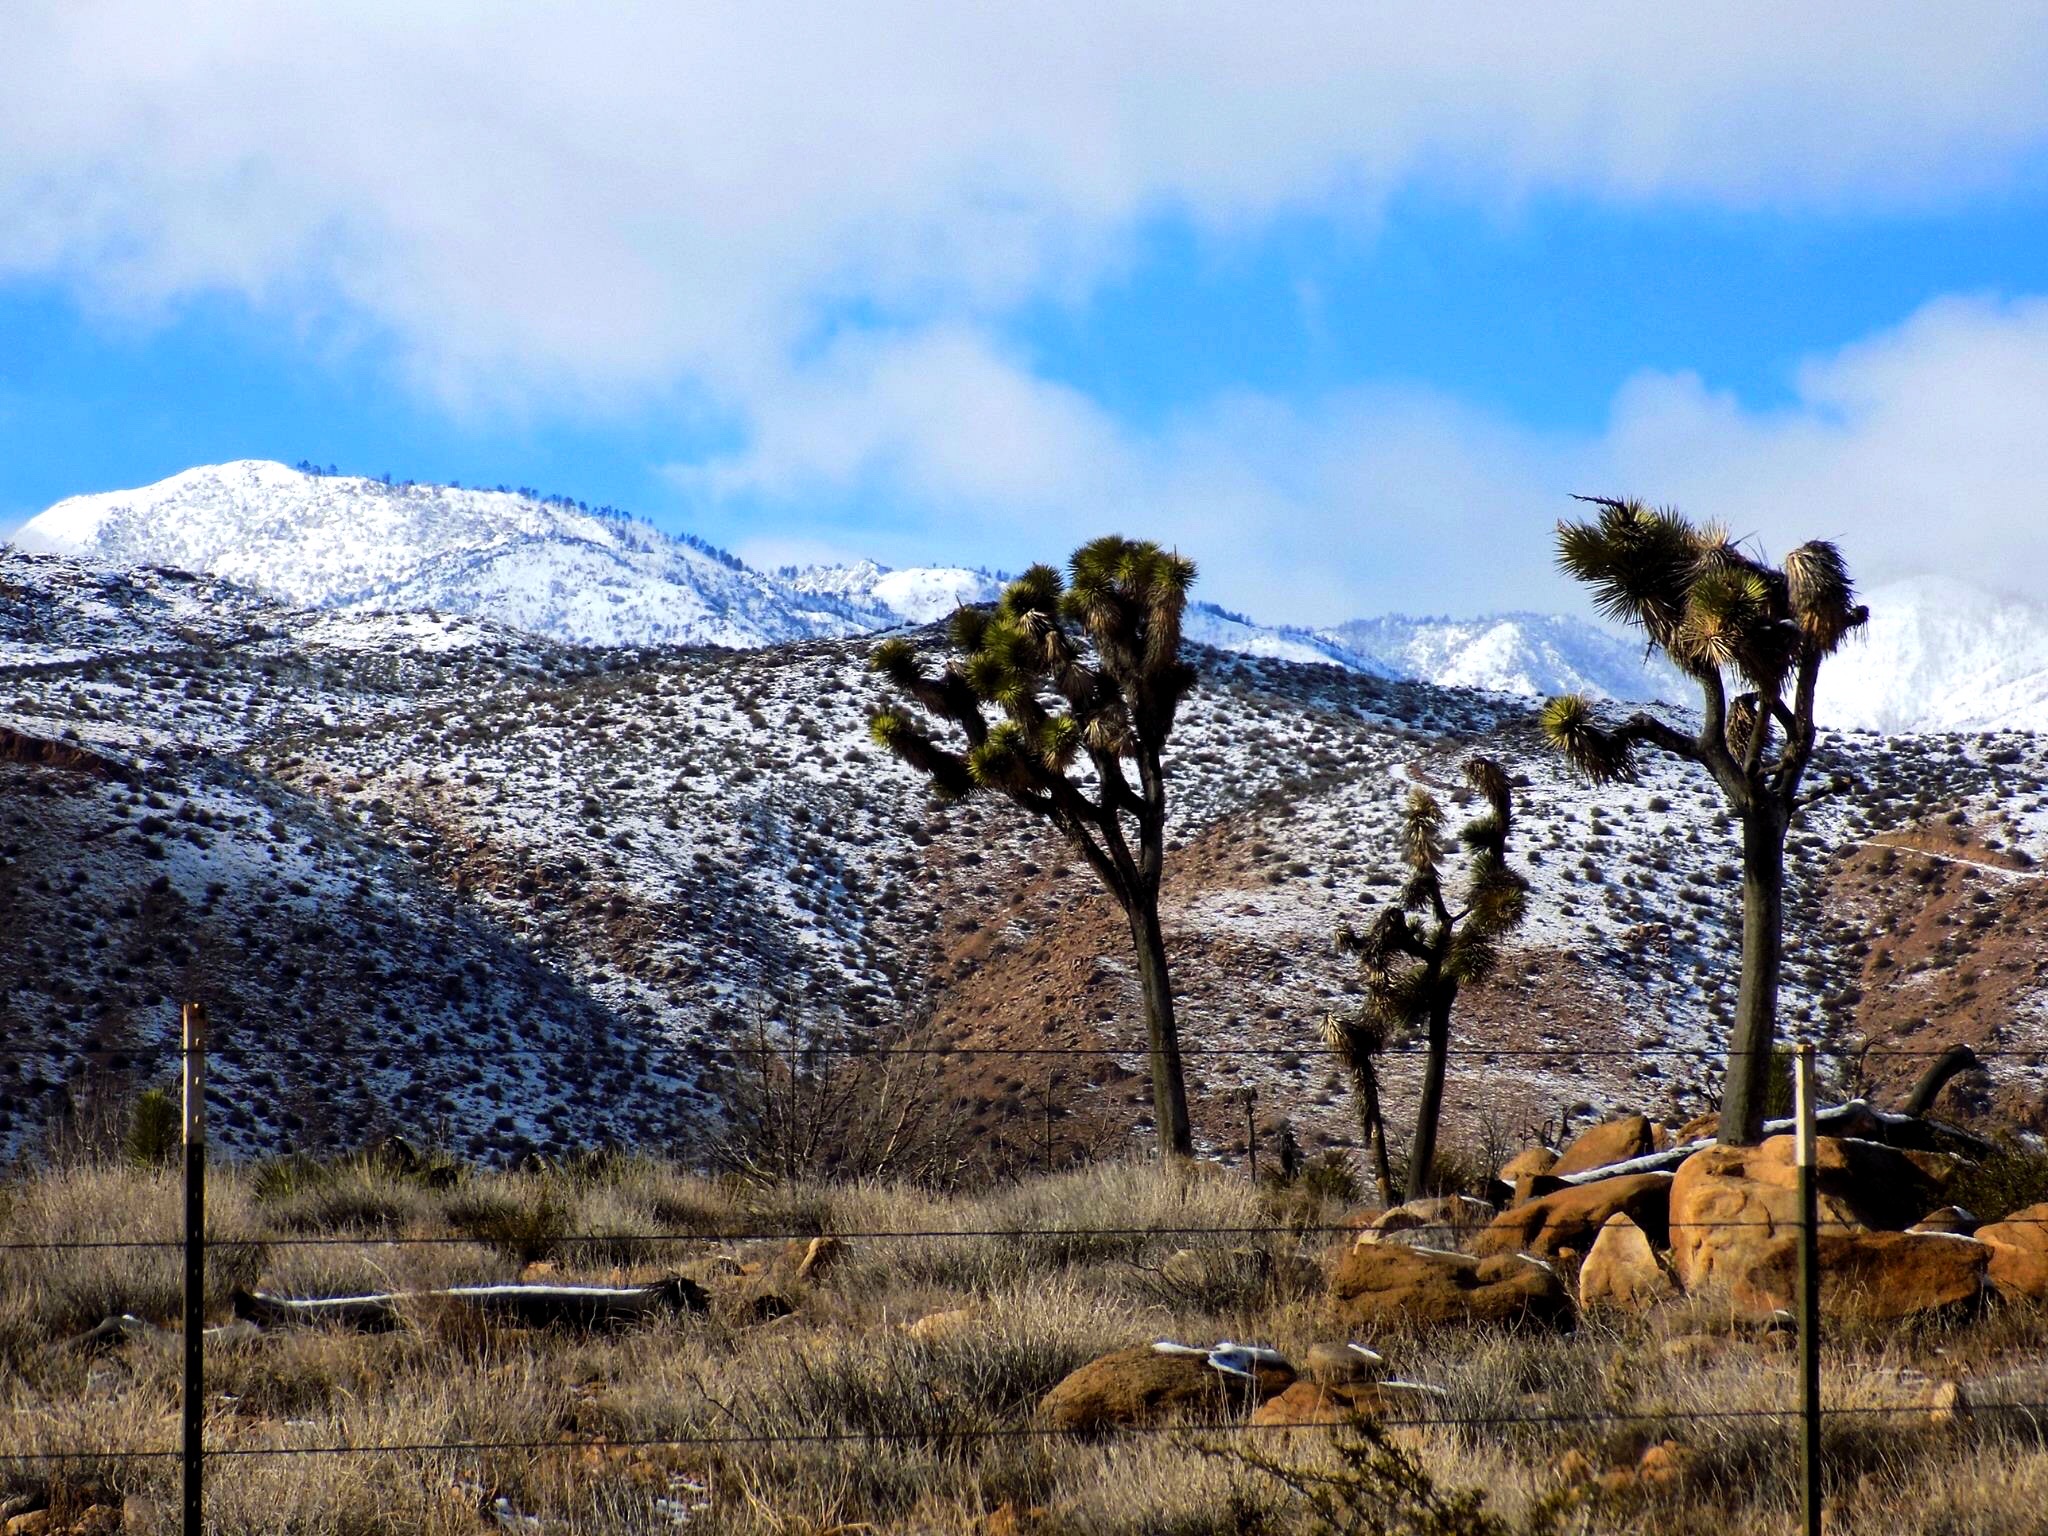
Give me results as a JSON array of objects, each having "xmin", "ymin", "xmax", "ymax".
[{"xmin": 15, "ymin": 459, "xmax": 1728, "ymax": 712}]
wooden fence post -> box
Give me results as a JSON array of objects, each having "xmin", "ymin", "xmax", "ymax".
[
  {"xmin": 1795, "ymin": 1042, "xmax": 1822, "ymax": 1536},
  {"xmin": 182, "ymin": 1002, "xmax": 207, "ymax": 1536}
]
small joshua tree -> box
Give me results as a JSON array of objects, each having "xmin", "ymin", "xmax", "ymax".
[
  {"xmin": 1320, "ymin": 1008, "xmax": 1395, "ymax": 1203},
  {"xmin": 1339, "ymin": 758, "xmax": 1526, "ymax": 1200},
  {"xmin": 868, "ymin": 536, "xmax": 1197, "ymax": 1158},
  {"xmin": 1544, "ymin": 497, "xmax": 1866, "ymax": 1144}
]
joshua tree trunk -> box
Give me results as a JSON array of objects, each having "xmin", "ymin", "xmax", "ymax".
[
  {"xmin": 1350, "ymin": 1058, "xmax": 1395, "ymax": 1204},
  {"xmin": 1128, "ymin": 901, "xmax": 1193, "ymax": 1159},
  {"xmin": 1404, "ymin": 984, "xmax": 1455, "ymax": 1200},
  {"xmin": 1720, "ymin": 802, "xmax": 1788, "ymax": 1145}
]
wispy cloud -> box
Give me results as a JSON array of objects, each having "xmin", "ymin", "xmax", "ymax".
[{"xmin": 685, "ymin": 297, "xmax": 2048, "ymax": 623}]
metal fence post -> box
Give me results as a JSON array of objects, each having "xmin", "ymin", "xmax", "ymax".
[
  {"xmin": 182, "ymin": 1002, "xmax": 207, "ymax": 1536},
  {"xmin": 1795, "ymin": 1041, "xmax": 1821, "ymax": 1536},
  {"xmin": 1242, "ymin": 1087, "xmax": 1258, "ymax": 1183}
]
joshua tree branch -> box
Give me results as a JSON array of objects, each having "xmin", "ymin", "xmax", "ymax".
[
  {"xmin": 1740, "ymin": 681, "xmax": 1782, "ymax": 777},
  {"xmin": 1612, "ymin": 711, "xmax": 1707, "ymax": 766},
  {"xmin": 1773, "ymin": 649, "xmax": 1826, "ymax": 798}
]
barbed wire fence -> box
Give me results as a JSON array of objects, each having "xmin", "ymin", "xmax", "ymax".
[{"xmin": 5, "ymin": 1008, "xmax": 2048, "ymax": 1536}]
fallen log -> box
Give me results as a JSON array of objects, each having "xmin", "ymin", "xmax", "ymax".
[
  {"xmin": 231, "ymin": 1276, "xmax": 709, "ymax": 1333},
  {"xmin": 1901, "ymin": 1044, "xmax": 1983, "ymax": 1119},
  {"xmin": 57, "ymin": 1313, "xmax": 261, "ymax": 1354},
  {"xmin": 1552, "ymin": 1095, "xmax": 1995, "ymax": 1187}
]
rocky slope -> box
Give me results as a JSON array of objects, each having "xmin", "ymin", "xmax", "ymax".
[{"xmin": 6, "ymin": 547, "xmax": 2047, "ymax": 1166}]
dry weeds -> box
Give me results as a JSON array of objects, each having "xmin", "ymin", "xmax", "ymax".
[{"xmin": 3, "ymin": 1156, "xmax": 2045, "ymax": 1533}]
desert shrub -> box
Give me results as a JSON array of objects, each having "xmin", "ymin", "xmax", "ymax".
[
  {"xmin": 442, "ymin": 1184, "xmax": 569, "ymax": 1263},
  {"xmin": 1294, "ymin": 1151, "xmax": 1359, "ymax": 1207},
  {"xmin": 1948, "ymin": 1137, "xmax": 2048, "ymax": 1222},
  {"xmin": 263, "ymin": 1163, "xmax": 429, "ymax": 1234},
  {"xmin": 1213, "ymin": 1415, "xmax": 1573, "ymax": 1535},
  {"xmin": 124, "ymin": 1087, "xmax": 179, "ymax": 1168}
]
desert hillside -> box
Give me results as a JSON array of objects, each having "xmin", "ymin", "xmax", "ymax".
[{"xmin": 7, "ymin": 547, "xmax": 2048, "ymax": 1169}]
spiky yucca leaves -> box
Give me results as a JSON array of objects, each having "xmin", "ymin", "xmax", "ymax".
[
  {"xmin": 1545, "ymin": 497, "xmax": 1869, "ymax": 1145},
  {"xmin": 867, "ymin": 535, "xmax": 1200, "ymax": 1158},
  {"xmin": 1547, "ymin": 498, "xmax": 1866, "ymax": 780},
  {"xmin": 1334, "ymin": 758, "xmax": 1527, "ymax": 1200}
]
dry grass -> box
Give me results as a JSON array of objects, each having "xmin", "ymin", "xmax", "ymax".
[{"xmin": 4, "ymin": 1155, "xmax": 2046, "ymax": 1533}]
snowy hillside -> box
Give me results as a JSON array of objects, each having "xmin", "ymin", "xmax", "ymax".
[
  {"xmin": 785, "ymin": 559, "xmax": 1005, "ymax": 624},
  {"xmin": 1817, "ymin": 577, "xmax": 2048, "ymax": 734},
  {"xmin": 15, "ymin": 461, "xmax": 893, "ymax": 649},
  {"xmin": 8, "ymin": 544, "xmax": 2048, "ymax": 1164},
  {"xmin": 16, "ymin": 462, "xmax": 1684, "ymax": 706},
  {"xmin": 1318, "ymin": 612, "xmax": 1682, "ymax": 705},
  {"xmin": 35, "ymin": 461, "xmax": 2043, "ymax": 728}
]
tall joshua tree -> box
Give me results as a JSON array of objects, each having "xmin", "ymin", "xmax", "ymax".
[
  {"xmin": 1543, "ymin": 497, "xmax": 1866, "ymax": 1145},
  {"xmin": 868, "ymin": 536, "xmax": 1198, "ymax": 1158},
  {"xmin": 1338, "ymin": 757, "xmax": 1527, "ymax": 1200}
]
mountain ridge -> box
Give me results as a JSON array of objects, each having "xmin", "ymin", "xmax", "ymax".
[{"xmin": 23, "ymin": 459, "xmax": 2042, "ymax": 727}]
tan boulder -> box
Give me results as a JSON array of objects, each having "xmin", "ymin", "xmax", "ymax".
[
  {"xmin": 1499, "ymin": 1147, "xmax": 1559, "ymax": 1182},
  {"xmin": 1330, "ymin": 1242, "xmax": 1572, "ymax": 1329},
  {"xmin": 1551, "ymin": 1115, "xmax": 1658, "ymax": 1177},
  {"xmin": 1506, "ymin": 1173, "xmax": 1569, "ymax": 1209},
  {"xmin": 982, "ymin": 1502, "xmax": 1055, "ymax": 1536},
  {"xmin": 1674, "ymin": 1112, "xmax": 1720, "ymax": 1144},
  {"xmin": 1975, "ymin": 1202, "xmax": 2048, "ymax": 1301},
  {"xmin": 1578, "ymin": 1213, "xmax": 1676, "ymax": 1312},
  {"xmin": 1636, "ymin": 1440, "xmax": 1701, "ymax": 1490},
  {"xmin": 1725, "ymin": 1231, "xmax": 1989, "ymax": 1320},
  {"xmin": 1248, "ymin": 1378, "xmax": 1444, "ymax": 1430},
  {"xmin": 1302, "ymin": 1340, "xmax": 1386, "ymax": 1385},
  {"xmin": 905, "ymin": 1306, "xmax": 980, "ymax": 1341},
  {"xmin": 1036, "ymin": 1345, "xmax": 1292, "ymax": 1431},
  {"xmin": 1668, "ymin": 1135, "xmax": 1953, "ymax": 1294},
  {"xmin": 1362, "ymin": 1195, "xmax": 1496, "ymax": 1252},
  {"xmin": 1474, "ymin": 1172, "xmax": 1672, "ymax": 1260}
]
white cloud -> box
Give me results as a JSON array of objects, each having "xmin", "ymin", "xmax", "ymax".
[
  {"xmin": 6, "ymin": 1, "xmax": 2048, "ymax": 402},
  {"xmin": 10, "ymin": 5, "xmax": 2048, "ymax": 617},
  {"xmin": 689, "ymin": 296, "xmax": 2048, "ymax": 624}
]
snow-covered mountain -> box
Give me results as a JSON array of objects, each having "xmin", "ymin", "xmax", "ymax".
[
  {"xmin": 1316, "ymin": 612, "xmax": 1681, "ymax": 704},
  {"xmin": 15, "ymin": 461, "xmax": 893, "ymax": 649},
  {"xmin": 1817, "ymin": 577, "xmax": 2048, "ymax": 734},
  {"xmin": 8, "ymin": 460, "xmax": 1737, "ymax": 710},
  {"xmin": 783, "ymin": 558, "xmax": 1005, "ymax": 625}
]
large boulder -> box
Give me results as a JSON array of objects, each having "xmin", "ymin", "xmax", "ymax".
[
  {"xmin": 1361, "ymin": 1195, "xmax": 1496, "ymax": 1253},
  {"xmin": 1473, "ymin": 1172, "xmax": 1673, "ymax": 1260},
  {"xmin": 1668, "ymin": 1135, "xmax": 1953, "ymax": 1294},
  {"xmin": 1578, "ymin": 1214, "xmax": 1676, "ymax": 1312},
  {"xmin": 1552, "ymin": 1115, "xmax": 1660, "ymax": 1177},
  {"xmin": 1036, "ymin": 1345, "xmax": 1292, "ymax": 1431},
  {"xmin": 1330, "ymin": 1242, "xmax": 1571, "ymax": 1329},
  {"xmin": 1301, "ymin": 1341, "xmax": 1386, "ymax": 1385},
  {"xmin": 1249, "ymin": 1378, "xmax": 1444, "ymax": 1429},
  {"xmin": 1725, "ymin": 1230, "xmax": 1989, "ymax": 1320},
  {"xmin": 1975, "ymin": 1202, "xmax": 2048, "ymax": 1302},
  {"xmin": 1499, "ymin": 1147, "xmax": 1559, "ymax": 1182}
]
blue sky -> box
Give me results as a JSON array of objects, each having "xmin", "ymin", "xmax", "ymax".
[{"xmin": 8, "ymin": 5, "xmax": 2048, "ymax": 622}]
